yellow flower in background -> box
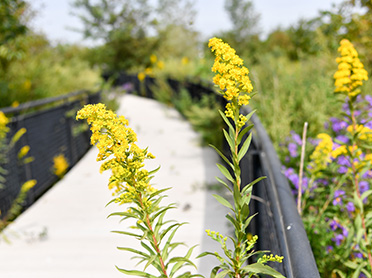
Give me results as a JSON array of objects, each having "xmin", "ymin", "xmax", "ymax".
[
  {"xmin": 309, "ymin": 133, "xmax": 334, "ymax": 175},
  {"xmin": 53, "ymin": 154, "xmax": 69, "ymax": 178},
  {"xmin": 23, "ymin": 80, "xmax": 32, "ymax": 91},
  {"xmin": 137, "ymin": 72, "xmax": 146, "ymax": 82},
  {"xmin": 334, "ymin": 39, "xmax": 368, "ymax": 97},
  {"xmin": 76, "ymin": 104, "xmax": 156, "ymax": 205},
  {"xmin": 347, "ymin": 124, "xmax": 372, "ymax": 142},
  {"xmin": 11, "ymin": 101, "xmax": 19, "ymax": 107},
  {"xmin": 181, "ymin": 57, "xmax": 189, "ymax": 65},
  {"xmin": 157, "ymin": 61, "xmax": 164, "ymax": 69},
  {"xmin": 150, "ymin": 54, "xmax": 157, "ymax": 64},
  {"xmin": 18, "ymin": 145, "xmax": 30, "ymax": 160},
  {"xmin": 21, "ymin": 180, "xmax": 37, "ymax": 193},
  {"xmin": 0, "ymin": 112, "xmax": 9, "ymax": 141}
]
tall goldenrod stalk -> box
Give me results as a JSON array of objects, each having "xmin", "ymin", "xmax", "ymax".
[{"xmin": 197, "ymin": 38, "xmax": 285, "ymax": 278}]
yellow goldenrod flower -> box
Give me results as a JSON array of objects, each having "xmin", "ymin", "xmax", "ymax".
[
  {"xmin": 137, "ymin": 72, "xmax": 146, "ymax": 82},
  {"xmin": 11, "ymin": 101, "xmax": 19, "ymax": 107},
  {"xmin": 21, "ymin": 179, "xmax": 37, "ymax": 193},
  {"xmin": 309, "ymin": 133, "xmax": 333, "ymax": 175},
  {"xmin": 347, "ymin": 124, "xmax": 372, "ymax": 142},
  {"xmin": 53, "ymin": 154, "xmax": 69, "ymax": 178},
  {"xmin": 157, "ymin": 61, "xmax": 164, "ymax": 69},
  {"xmin": 76, "ymin": 104, "xmax": 156, "ymax": 205},
  {"xmin": 23, "ymin": 80, "xmax": 32, "ymax": 91},
  {"xmin": 150, "ymin": 54, "xmax": 157, "ymax": 64},
  {"xmin": 334, "ymin": 39, "xmax": 368, "ymax": 97},
  {"xmin": 18, "ymin": 145, "xmax": 30, "ymax": 160},
  {"xmin": 209, "ymin": 37, "xmax": 253, "ymax": 127},
  {"xmin": 181, "ymin": 57, "xmax": 189, "ymax": 65}
]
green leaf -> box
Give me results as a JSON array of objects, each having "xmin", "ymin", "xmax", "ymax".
[
  {"xmin": 361, "ymin": 189, "xmax": 372, "ymax": 202},
  {"xmin": 117, "ymin": 246, "xmax": 149, "ymax": 258},
  {"xmin": 245, "ymin": 109, "xmax": 256, "ymax": 122},
  {"xmin": 148, "ymin": 187, "xmax": 171, "ymax": 200},
  {"xmin": 209, "ymin": 144, "xmax": 233, "ymax": 170},
  {"xmin": 237, "ymin": 124, "xmax": 254, "ymax": 145},
  {"xmin": 219, "ymin": 109, "xmax": 234, "ymax": 135},
  {"xmin": 107, "ymin": 211, "xmax": 136, "ymax": 219},
  {"xmin": 223, "ymin": 129, "xmax": 235, "ymax": 154},
  {"xmin": 148, "ymin": 166, "xmax": 161, "ymax": 176},
  {"xmin": 215, "ymin": 177, "xmax": 233, "ymax": 193},
  {"xmin": 237, "ymin": 133, "xmax": 252, "ymax": 162},
  {"xmin": 213, "ymin": 194, "xmax": 233, "ymax": 210},
  {"xmin": 115, "ymin": 266, "xmax": 157, "ymax": 277},
  {"xmin": 242, "ymin": 177, "xmax": 266, "ymax": 194},
  {"xmin": 169, "ymin": 245, "xmax": 198, "ymax": 276},
  {"xmin": 241, "ymin": 263, "xmax": 285, "ymax": 278},
  {"xmin": 215, "ymin": 269, "xmax": 231, "ymax": 278},
  {"xmin": 111, "ymin": 230, "xmax": 141, "ymax": 239},
  {"xmin": 216, "ymin": 163, "xmax": 235, "ymax": 183},
  {"xmin": 226, "ymin": 213, "xmax": 239, "ymax": 231}
]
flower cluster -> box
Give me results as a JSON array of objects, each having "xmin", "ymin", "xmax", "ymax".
[
  {"xmin": 208, "ymin": 37, "xmax": 252, "ymax": 124},
  {"xmin": 76, "ymin": 103, "xmax": 155, "ymax": 205},
  {"xmin": 334, "ymin": 39, "xmax": 368, "ymax": 97}
]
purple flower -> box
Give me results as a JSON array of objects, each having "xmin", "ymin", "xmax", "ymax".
[
  {"xmin": 365, "ymin": 121, "xmax": 372, "ymax": 129},
  {"xmin": 337, "ymin": 156, "xmax": 351, "ymax": 167},
  {"xmin": 333, "ymin": 190, "xmax": 345, "ymax": 206},
  {"xmin": 291, "ymin": 132, "xmax": 302, "ymax": 145},
  {"xmin": 346, "ymin": 202, "xmax": 355, "ymax": 212},
  {"xmin": 329, "ymin": 220, "xmax": 339, "ymax": 231},
  {"xmin": 330, "ymin": 117, "xmax": 348, "ymax": 133},
  {"xmin": 332, "ymin": 233, "xmax": 345, "ymax": 246},
  {"xmin": 288, "ymin": 143, "xmax": 298, "ymax": 158},
  {"xmin": 338, "ymin": 166, "xmax": 348, "ymax": 174},
  {"xmin": 359, "ymin": 181, "xmax": 369, "ymax": 194},
  {"xmin": 335, "ymin": 135, "xmax": 349, "ymax": 144},
  {"xmin": 365, "ymin": 95, "xmax": 372, "ymax": 107},
  {"xmin": 326, "ymin": 246, "xmax": 333, "ymax": 253}
]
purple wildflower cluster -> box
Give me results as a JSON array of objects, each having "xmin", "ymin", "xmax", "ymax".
[{"xmin": 328, "ymin": 219, "xmax": 348, "ymax": 246}]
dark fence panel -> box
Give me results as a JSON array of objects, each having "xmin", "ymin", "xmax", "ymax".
[
  {"xmin": 0, "ymin": 91, "xmax": 101, "ymax": 217},
  {"xmin": 107, "ymin": 72, "xmax": 320, "ymax": 277}
]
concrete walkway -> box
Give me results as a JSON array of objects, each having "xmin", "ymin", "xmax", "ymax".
[{"xmin": 0, "ymin": 94, "xmax": 231, "ymax": 278}]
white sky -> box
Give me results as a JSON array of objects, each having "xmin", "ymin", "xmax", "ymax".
[{"xmin": 28, "ymin": 0, "xmax": 345, "ymax": 46}]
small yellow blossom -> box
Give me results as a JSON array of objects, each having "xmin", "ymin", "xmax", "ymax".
[
  {"xmin": 21, "ymin": 179, "xmax": 37, "ymax": 193},
  {"xmin": 53, "ymin": 154, "xmax": 69, "ymax": 178},
  {"xmin": 157, "ymin": 61, "xmax": 164, "ymax": 69},
  {"xmin": 347, "ymin": 124, "xmax": 372, "ymax": 142},
  {"xmin": 137, "ymin": 72, "xmax": 146, "ymax": 82},
  {"xmin": 150, "ymin": 54, "xmax": 157, "ymax": 64},
  {"xmin": 18, "ymin": 145, "xmax": 30, "ymax": 159},
  {"xmin": 181, "ymin": 57, "xmax": 189, "ymax": 65}
]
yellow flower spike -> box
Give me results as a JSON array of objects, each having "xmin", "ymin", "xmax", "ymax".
[{"xmin": 334, "ymin": 39, "xmax": 368, "ymax": 96}]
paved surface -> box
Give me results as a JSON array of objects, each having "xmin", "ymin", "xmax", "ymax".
[{"xmin": 0, "ymin": 94, "xmax": 232, "ymax": 278}]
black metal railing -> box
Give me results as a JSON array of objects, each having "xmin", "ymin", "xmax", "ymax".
[{"xmin": 0, "ymin": 90, "xmax": 101, "ymax": 217}]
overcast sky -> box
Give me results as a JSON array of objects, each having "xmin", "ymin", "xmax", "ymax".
[{"xmin": 28, "ymin": 0, "xmax": 345, "ymax": 46}]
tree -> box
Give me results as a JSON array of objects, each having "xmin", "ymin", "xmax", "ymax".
[{"xmin": 222, "ymin": 0, "xmax": 261, "ymax": 59}]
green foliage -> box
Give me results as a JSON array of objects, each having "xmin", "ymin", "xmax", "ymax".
[
  {"xmin": 0, "ymin": 33, "xmax": 101, "ymax": 108},
  {"xmin": 248, "ymin": 53, "xmax": 341, "ymax": 150}
]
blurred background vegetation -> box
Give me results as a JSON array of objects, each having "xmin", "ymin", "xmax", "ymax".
[{"xmin": 1, "ymin": 0, "xmax": 372, "ymax": 153}]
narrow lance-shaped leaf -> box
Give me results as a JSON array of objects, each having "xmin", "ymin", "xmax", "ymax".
[
  {"xmin": 237, "ymin": 133, "xmax": 252, "ymax": 162},
  {"xmin": 216, "ymin": 163, "xmax": 235, "ymax": 183},
  {"xmin": 209, "ymin": 144, "xmax": 234, "ymax": 170},
  {"xmin": 115, "ymin": 266, "xmax": 157, "ymax": 278},
  {"xmin": 213, "ymin": 194, "xmax": 234, "ymax": 210},
  {"xmin": 241, "ymin": 263, "xmax": 286, "ymax": 278},
  {"xmin": 219, "ymin": 110, "xmax": 235, "ymax": 136}
]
